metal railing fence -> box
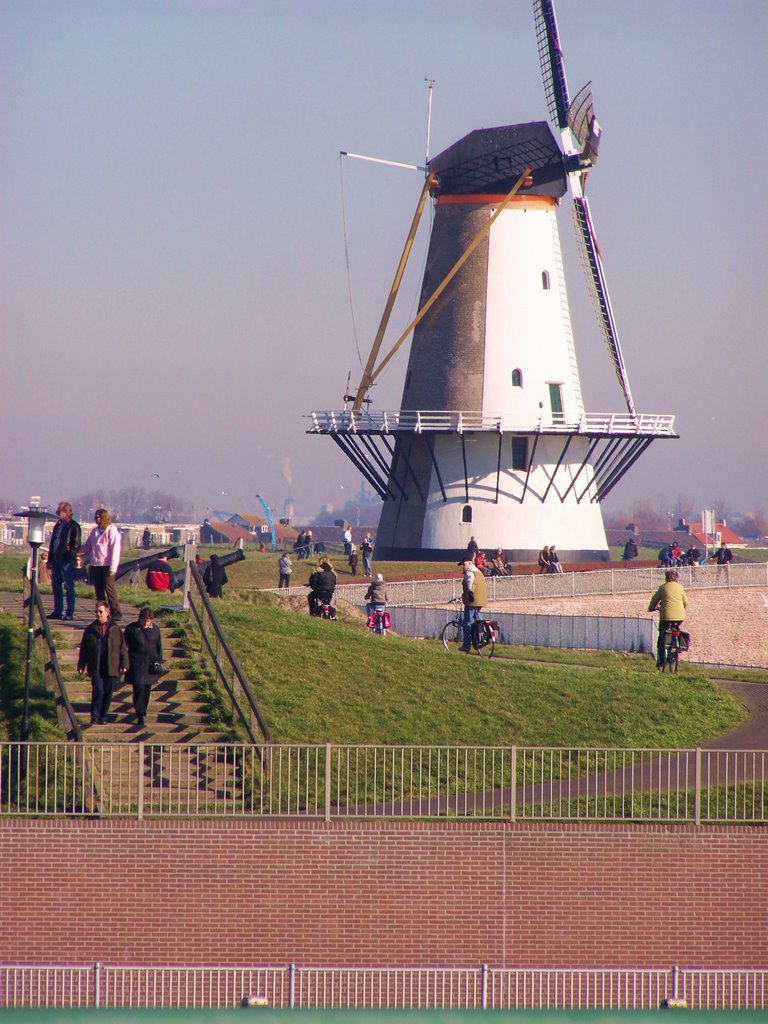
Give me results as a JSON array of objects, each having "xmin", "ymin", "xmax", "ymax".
[
  {"xmin": 270, "ymin": 560, "xmax": 768, "ymax": 609},
  {"xmin": 387, "ymin": 606, "xmax": 654, "ymax": 653},
  {"xmin": 185, "ymin": 561, "xmax": 271, "ymax": 749},
  {"xmin": 308, "ymin": 408, "xmax": 677, "ymax": 437},
  {"xmin": 1, "ymin": 962, "xmax": 765, "ymax": 1009},
  {"xmin": 1, "ymin": 741, "xmax": 766, "ymax": 823}
]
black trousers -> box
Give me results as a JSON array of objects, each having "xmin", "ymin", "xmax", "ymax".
[
  {"xmin": 132, "ymin": 682, "xmax": 152, "ymax": 718},
  {"xmin": 90, "ymin": 674, "xmax": 118, "ymax": 722}
]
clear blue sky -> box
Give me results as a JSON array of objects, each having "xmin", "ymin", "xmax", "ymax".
[{"xmin": 2, "ymin": 0, "xmax": 766, "ymax": 523}]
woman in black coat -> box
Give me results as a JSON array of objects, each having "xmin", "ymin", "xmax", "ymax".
[{"xmin": 124, "ymin": 606, "xmax": 163, "ymax": 727}]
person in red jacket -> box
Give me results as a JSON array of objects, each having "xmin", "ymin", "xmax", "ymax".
[{"xmin": 145, "ymin": 554, "xmax": 175, "ymax": 592}]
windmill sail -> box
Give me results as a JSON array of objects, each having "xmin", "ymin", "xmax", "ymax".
[
  {"xmin": 535, "ymin": 0, "xmax": 569, "ymax": 129},
  {"xmin": 573, "ymin": 196, "xmax": 636, "ymax": 415}
]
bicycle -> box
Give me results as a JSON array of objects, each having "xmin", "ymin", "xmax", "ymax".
[
  {"xmin": 441, "ymin": 598, "xmax": 496, "ymax": 657},
  {"xmin": 658, "ymin": 622, "xmax": 689, "ymax": 673},
  {"xmin": 367, "ymin": 608, "xmax": 390, "ymax": 635}
]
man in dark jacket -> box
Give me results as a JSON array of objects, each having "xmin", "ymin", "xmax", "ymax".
[
  {"xmin": 77, "ymin": 602, "xmax": 127, "ymax": 724},
  {"xmin": 46, "ymin": 501, "xmax": 81, "ymax": 620},
  {"xmin": 203, "ymin": 554, "xmax": 228, "ymax": 598},
  {"xmin": 124, "ymin": 606, "xmax": 163, "ymax": 727},
  {"xmin": 306, "ymin": 559, "xmax": 336, "ymax": 616}
]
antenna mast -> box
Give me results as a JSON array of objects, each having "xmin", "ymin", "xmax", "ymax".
[{"xmin": 424, "ymin": 78, "xmax": 435, "ymax": 169}]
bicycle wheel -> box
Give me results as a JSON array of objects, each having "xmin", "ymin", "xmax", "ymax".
[
  {"xmin": 470, "ymin": 620, "xmax": 496, "ymax": 657},
  {"xmin": 662, "ymin": 639, "xmax": 678, "ymax": 673},
  {"xmin": 441, "ymin": 619, "xmax": 463, "ymax": 651},
  {"xmin": 667, "ymin": 641, "xmax": 679, "ymax": 673},
  {"xmin": 476, "ymin": 635, "xmax": 495, "ymax": 658}
]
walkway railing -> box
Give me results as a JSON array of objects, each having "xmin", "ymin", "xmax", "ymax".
[
  {"xmin": 185, "ymin": 561, "xmax": 270, "ymax": 750},
  {"xmin": 0, "ymin": 962, "xmax": 765, "ymax": 1009},
  {"xmin": 279, "ymin": 560, "xmax": 768, "ymax": 609},
  {"xmin": 1, "ymin": 742, "xmax": 765, "ymax": 822},
  {"xmin": 308, "ymin": 408, "xmax": 677, "ymax": 437}
]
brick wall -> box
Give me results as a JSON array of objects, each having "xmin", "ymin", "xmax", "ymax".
[{"xmin": 1, "ymin": 819, "xmax": 765, "ymax": 967}]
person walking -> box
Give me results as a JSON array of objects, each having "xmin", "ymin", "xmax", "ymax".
[
  {"xmin": 711, "ymin": 541, "xmax": 733, "ymax": 578},
  {"xmin": 77, "ymin": 601, "xmax": 127, "ymax": 725},
  {"xmin": 361, "ymin": 536, "xmax": 373, "ymax": 577},
  {"xmin": 203, "ymin": 554, "xmax": 228, "ymax": 598},
  {"xmin": 459, "ymin": 558, "xmax": 488, "ymax": 653},
  {"xmin": 278, "ymin": 552, "xmax": 293, "ymax": 589},
  {"xmin": 648, "ymin": 569, "xmax": 689, "ymax": 669},
  {"xmin": 82, "ymin": 508, "xmax": 122, "ymax": 620},
  {"xmin": 124, "ymin": 606, "xmax": 163, "ymax": 727},
  {"xmin": 46, "ymin": 501, "xmax": 81, "ymax": 620}
]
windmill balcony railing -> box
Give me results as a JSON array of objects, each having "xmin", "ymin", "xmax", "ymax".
[{"xmin": 308, "ymin": 409, "xmax": 676, "ymax": 437}]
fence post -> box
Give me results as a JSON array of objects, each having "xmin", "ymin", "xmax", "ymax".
[
  {"xmin": 509, "ymin": 746, "xmax": 517, "ymax": 822},
  {"xmin": 94, "ymin": 961, "xmax": 102, "ymax": 1008},
  {"xmin": 481, "ymin": 962, "xmax": 489, "ymax": 1009},
  {"xmin": 325, "ymin": 743, "xmax": 332, "ymax": 822},
  {"xmin": 694, "ymin": 747, "xmax": 702, "ymax": 825},
  {"xmin": 135, "ymin": 742, "xmax": 145, "ymax": 821},
  {"xmin": 288, "ymin": 963, "xmax": 296, "ymax": 1009}
]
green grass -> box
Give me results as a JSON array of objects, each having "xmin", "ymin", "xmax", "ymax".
[
  {"xmin": 189, "ymin": 599, "xmax": 747, "ymax": 749},
  {"xmin": 1, "ymin": 550, "xmax": 762, "ymax": 758},
  {"xmin": 0, "ymin": 613, "xmax": 64, "ymax": 742}
]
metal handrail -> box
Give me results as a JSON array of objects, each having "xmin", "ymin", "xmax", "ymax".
[
  {"xmin": 308, "ymin": 408, "xmax": 677, "ymax": 437},
  {"xmin": 21, "ymin": 578, "xmax": 82, "ymax": 742},
  {"xmin": 185, "ymin": 561, "xmax": 271, "ymax": 748}
]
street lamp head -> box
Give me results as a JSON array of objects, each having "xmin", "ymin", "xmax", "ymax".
[{"xmin": 14, "ymin": 499, "xmax": 59, "ymax": 547}]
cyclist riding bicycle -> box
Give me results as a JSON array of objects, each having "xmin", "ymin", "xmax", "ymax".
[
  {"xmin": 305, "ymin": 558, "xmax": 336, "ymax": 617},
  {"xmin": 364, "ymin": 573, "xmax": 388, "ymax": 618},
  {"xmin": 648, "ymin": 569, "xmax": 688, "ymax": 669}
]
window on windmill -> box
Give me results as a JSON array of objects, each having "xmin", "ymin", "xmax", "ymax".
[
  {"xmin": 461, "ymin": 504, "xmax": 472, "ymax": 524},
  {"xmin": 511, "ymin": 437, "xmax": 528, "ymax": 471},
  {"xmin": 512, "ymin": 368, "xmax": 523, "ymax": 388},
  {"xmin": 542, "ymin": 270, "xmax": 551, "ymax": 290},
  {"xmin": 548, "ymin": 383, "xmax": 565, "ymax": 424}
]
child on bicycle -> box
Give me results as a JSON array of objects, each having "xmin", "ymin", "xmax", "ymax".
[
  {"xmin": 648, "ymin": 569, "xmax": 688, "ymax": 669},
  {"xmin": 364, "ymin": 573, "xmax": 388, "ymax": 618}
]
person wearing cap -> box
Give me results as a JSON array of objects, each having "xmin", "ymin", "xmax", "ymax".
[
  {"xmin": 364, "ymin": 573, "xmax": 388, "ymax": 617},
  {"xmin": 459, "ymin": 557, "xmax": 488, "ymax": 653}
]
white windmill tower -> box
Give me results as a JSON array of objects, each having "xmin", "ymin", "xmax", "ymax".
[{"xmin": 309, "ymin": 0, "xmax": 677, "ymax": 562}]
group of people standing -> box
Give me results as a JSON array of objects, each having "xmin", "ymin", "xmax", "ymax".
[{"xmin": 47, "ymin": 505, "xmax": 122, "ymax": 621}]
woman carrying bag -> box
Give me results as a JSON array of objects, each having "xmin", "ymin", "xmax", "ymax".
[{"xmin": 124, "ymin": 606, "xmax": 164, "ymax": 728}]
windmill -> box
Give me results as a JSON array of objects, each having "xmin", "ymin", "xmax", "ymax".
[{"xmin": 309, "ymin": 0, "xmax": 677, "ymax": 562}]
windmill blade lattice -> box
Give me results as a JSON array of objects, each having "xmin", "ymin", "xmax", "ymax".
[
  {"xmin": 573, "ymin": 196, "xmax": 636, "ymax": 415},
  {"xmin": 534, "ymin": 0, "xmax": 570, "ymax": 130}
]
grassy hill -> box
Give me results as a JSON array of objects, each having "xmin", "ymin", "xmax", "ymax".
[
  {"xmin": 0, "ymin": 549, "xmax": 759, "ymax": 750},
  {"xmin": 179, "ymin": 595, "xmax": 746, "ymax": 750}
]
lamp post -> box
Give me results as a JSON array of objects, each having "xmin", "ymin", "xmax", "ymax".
[{"xmin": 14, "ymin": 498, "xmax": 58, "ymax": 742}]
